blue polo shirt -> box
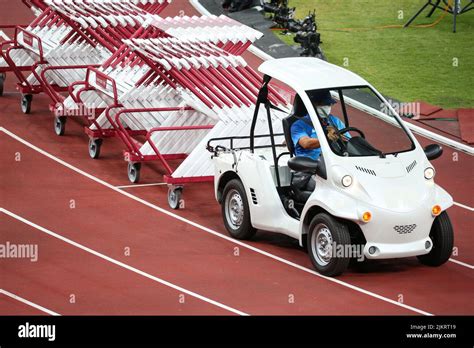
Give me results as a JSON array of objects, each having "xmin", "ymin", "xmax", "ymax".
[{"xmin": 291, "ymin": 114, "xmax": 348, "ymax": 160}]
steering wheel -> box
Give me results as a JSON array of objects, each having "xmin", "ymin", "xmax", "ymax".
[
  {"xmin": 336, "ymin": 127, "xmax": 365, "ymax": 139},
  {"xmin": 327, "ymin": 126, "xmax": 364, "ymax": 156}
]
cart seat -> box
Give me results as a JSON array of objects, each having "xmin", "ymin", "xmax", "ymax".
[
  {"xmin": 282, "ymin": 94, "xmax": 308, "ymax": 156},
  {"xmin": 282, "ymin": 95, "xmax": 314, "ymax": 204}
]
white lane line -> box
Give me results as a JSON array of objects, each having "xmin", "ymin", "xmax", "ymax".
[
  {"xmin": 449, "ymin": 258, "xmax": 474, "ymax": 269},
  {"xmin": 115, "ymin": 182, "xmax": 167, "ymax": 189},
  {"xmin": 0, "ymin": 289, "xmax": 61, "ymax": 316},
  {"xmin": 1, "ymin": 208, "xmax": 248, "ymax": 316},
  {"xmin": 453, "ymin": 202, "xmax": 474, "ymax": 212},
  {"xmin": 1, "ymin": 127, "xmax": 434, "ymax": 316}
]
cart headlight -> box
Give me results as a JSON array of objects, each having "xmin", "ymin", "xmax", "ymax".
[
  {"xmin": 424, "ymin": 167, "xmax": 435, "ymax": 180},
  {"xmin": 341, "ymin": 175, "xmax": 353, "ymax": 187}
]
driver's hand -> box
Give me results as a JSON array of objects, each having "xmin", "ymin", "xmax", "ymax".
[{"xmin": 327, "ymin": 126, "xmax": 339, "ymax": 141}]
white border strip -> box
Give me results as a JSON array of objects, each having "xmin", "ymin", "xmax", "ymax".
[
  {"xmin": 453, "ymin": 202, "xmax": 474, "ymax": 212},
  {"xmin": 1, "ymin": 127, "xmax": 433, "ymax": 316},
  {"xmin": 1, "ymin": 207, "xmax": 248, "ymax": 316},
  {"xmin": 449, "ymin": 258, "xmax": 474, "ymax": 269},
  {"xmin": 0, "ymin": 289, "xmax": 61, "ymax": 316},
  {"xmin": 190, "ymin": 0, "xmax": 474, "ymax": 155}
]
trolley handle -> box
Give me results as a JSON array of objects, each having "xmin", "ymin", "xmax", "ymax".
[
  {"xmin": 0, "ymin": 25, "xmax": 27, "ymax": 29},
  {"xmin": 22, "ymin": 0, "xmax": 48, "ymax": 11},
  {"xmin": 36, "ymin": 64, "xmax": 101, "ymax": 105},
  {"xmin": 14, "ymin": 26, "xmax": 44, "ymax": 62},
  {"xmin": 85, "ymin": 67, "xmax": 119, "ymax": 105}
]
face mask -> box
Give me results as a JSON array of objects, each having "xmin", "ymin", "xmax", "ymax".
[{"xmin": 317, "ymin": 105, "xmax": 331, "ymax": 118}]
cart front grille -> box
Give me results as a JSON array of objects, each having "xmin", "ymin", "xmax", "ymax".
[
  {"xmin": 393, "ymin": 224, "xmax": 417, "ymax": 234},
  {"xmin": 355, "ymin": 165, "xmax": 377, "ymax": 176}
]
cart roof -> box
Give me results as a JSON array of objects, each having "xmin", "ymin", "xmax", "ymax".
[{"xmin": 258, "ymin": 57, "xmax": 369, "ymax": 92}]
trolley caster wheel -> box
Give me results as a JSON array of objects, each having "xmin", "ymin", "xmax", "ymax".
[
  {"xmin": 21, "ymin": 94, "xmax": 33, "ymax": 114},
  {"xmin": 127, "ymin": 162, "xmax": 141, "ymax": 183},
  {"xmin": 88, "ymin": 138, "xmax": 103, "ymax": 159},
  {"xmin": 0, "ymin": 73, "xmax": 5, "ymax": 96},
  {"xmin": 168, "ymin": 186, "xmax": 183, "ymax": 210},
  {"xmin": 54, "ymin": 116, "xmax": 67, "ymax": 136}
]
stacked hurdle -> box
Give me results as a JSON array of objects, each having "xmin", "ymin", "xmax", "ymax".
[
  {"xmin": 151, "ymin": 14, "xmax": 263, "ymax": 55},
  {"xmin": 70, "ymin": 31, "xmax": 289, "ymax": 208},
  {"xmin": 0, "ymin": 0, "xmax": 171, "ymax": 119},
  {"xmin": 20, "ymin": 0, "xmax": 171, "ymax": 15},
  {"xmin": 61, "ymin": 12, "xmax": 264, "ymax": 158}
]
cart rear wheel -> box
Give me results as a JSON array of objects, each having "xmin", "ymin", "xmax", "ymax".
[
  {"xmin": 168, "ymin": 186, "xmax": 183, "ymax": 210},
  {"xmin": 54, "ymin": 116, "xmax": 66, "ymax": 136},
  {"xmin": 21, "ymin": 94, "xmax": 33, "ymax": 114},
  {"xmin": 0, "ymin": 73, "xmax": 5, "ymax": 96},
  {"xmin": 222, "ymin": 179, "xmax": 256, "ymax": 240},
  {"xmin": 307, "ymin": 213, "xmax": 351, "ymax": 276},
  {"xmin": 127, "ymin": 162, "xmax": 141, "ymax": 183},
  {"xmin": 88, "ymin": 138, "xmax": 103, "ymax": 159},
  {"xmin": 417, "ymin": 211, "xmax": 454, "ymax": 267}
]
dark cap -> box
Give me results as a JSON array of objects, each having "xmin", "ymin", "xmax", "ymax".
[{"xmin": 308, "ymin": 90, "xmax": 337, "ymax": 105}]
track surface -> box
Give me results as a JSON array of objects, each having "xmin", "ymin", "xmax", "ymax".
[{"xmin": 1, "ymin": 0, "xmax": 473, "ymax": 316}]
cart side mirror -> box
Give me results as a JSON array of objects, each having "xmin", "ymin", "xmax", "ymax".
[
  {"xmin": 288, "ymin": 156, "xmax": 318, "ymax": 173},
  {"xmin": 424, "ymin": 144, "xmax": 443, "ymax": 161}
]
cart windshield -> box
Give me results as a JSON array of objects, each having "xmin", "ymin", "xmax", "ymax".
[{"xmin": 306, "ymin": 86, "xmax": 415, "ymax": 158}]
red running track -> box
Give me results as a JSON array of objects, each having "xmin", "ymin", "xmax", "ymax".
[{"xmin": 0, "ymin": 0, "xmax": 473, "ymax": 316}]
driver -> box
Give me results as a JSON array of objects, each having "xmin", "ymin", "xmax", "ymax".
[{"xmin": 291, "ymin": 90, "xmax": 348, "ymax": 161}]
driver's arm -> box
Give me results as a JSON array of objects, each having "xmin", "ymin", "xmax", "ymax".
[
  {"xmin": 292, "ymin": 120, "xmax": 321, "ymax": 150},
  {"xmin": 298, "ymin": 136, "xmax": 321, "ymax": 149}
]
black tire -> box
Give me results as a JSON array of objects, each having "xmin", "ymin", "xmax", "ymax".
[
  {"xmin": 301, "ymin": 236, "xmax": 308, "ymax": 251},
  {"xmin": 307, "ymin": 213, "xmax": 351, "ymax": 276},
  {"xmin": 21, "ymin": 94, "xmax": 33, "ymax": 114},
  {"xmin": 417, "ymin": 211, "xmax": 454, "ymax": 267},
  {"xmin": 168, "ymin": 186, "xmax": 183, "ymax": 210},
  {"xmin": 127, "ymin": 162, "xmax": 141, "ymax": 183},
  {"xmin": 221, "ymin": 179, "xmax": 256, "ymax": 240},
  {"xmin": 88, "ymin": 138, "xmax": 103, "ymax": 159},
  {"xmin": 54, "ymin": 116, "xmax": 66, "ymax": 136},
  {"xmin": 0, "ymin": 73, "xmax": 5, "ymax": 96}
]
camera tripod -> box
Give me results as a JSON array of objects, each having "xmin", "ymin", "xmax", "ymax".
[{"xmin": 404, "ymin": 0, "xmax": 473, "ymax": 33}]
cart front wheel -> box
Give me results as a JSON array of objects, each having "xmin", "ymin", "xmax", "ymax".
[
  {"xmin": 54, "ymin": 116, "xmax": 67, "ymax": 136},
  {"xmin": 88, "ymin": 138, "xmax": 103, "ymax": 159},
  {"xmin": 417, "ymin": 211, "xmax": 454, "ymax": 267},
  {"xmin": 0, "ymin": 73, "xmax": 5, "ymax": 96},
  {"xmin": 127, "ymin": 162, "xmax": 141, "ymax": 183},
  {"xmin": 222, "ymin": 179, "xmax": 256, "ymax": 240},
  {"xmin": 21, "ymin": 94, "xmax": 33, "ymax": 114},
  {"xmin": 168, "ymin": 186, "xmax": 183, "ymax": 210},
  {"xmin": 307, "ymin": 213, "xmax": 351, "ymax": 276}
]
